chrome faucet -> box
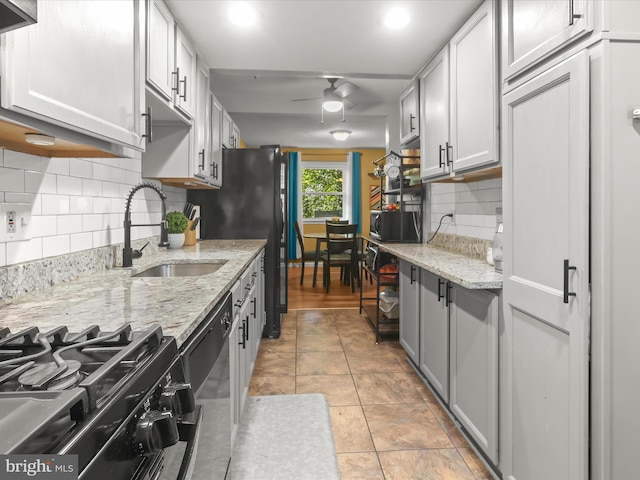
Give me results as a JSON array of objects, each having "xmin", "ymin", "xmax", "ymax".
[{"xmin": 123, "ymin": 182, "xmax": 169, "ymax": 267}]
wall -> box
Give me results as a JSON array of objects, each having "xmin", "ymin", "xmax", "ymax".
[
  {"xmin": 284, "ymin": 147, "xmax": 385, "ymax": 252},
  {"xmin": 0, "ymin": 148, "xmax": 186, "ymax": 267},
  {"xmin": 427, "ymin": 177, "xmax": 502, "ymax": 241}
]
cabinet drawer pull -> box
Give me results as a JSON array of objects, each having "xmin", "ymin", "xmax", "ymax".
[
  {"xmin": 244, "ymin": 316, "xmax": 249, "ymax": 342},
  {"xmin": 410, "ymin": 265, "xmax": 416, "ymax": 285},
  {"xmin": 180, "ymin": 76, "xmax": 187, "ymax": 101},
  {"xmin": 142, "ymin": 106, "xmax": 153, "ymax": 143},
  {"xmin": 172, "ymin": 68, "xmax": 180, "ymax": 93},
  {"xmin": 409, "ymin": 114, "xmax": 416, "ymax": 132},
  {"xmin": 239, "ymin": 324, "xmax": 246, "ymax": 349},
  {"xmin": 439, "ymin": 145, "xmax": 445, "ymax": 168},
  {"xmin": 446, "ymin": 142, "xmax": 453, "ymax": 166},
  {"xmin": 199, "ymin": 150, "xmax": 205, "ymax": 170},
  {"xmin": 569, "ymin": 0, "xmax": 581, "ymax": 25},
  {"xmin": 251, "ymin": 298, "xmax": 257, "ymax": 318},
  {"xmin": 563, "ymin": 259, "xmax": 577, "ymax": 303},
  {"xmin": 437, "ymin": 278, "xmax": 445, "ymax": 302},
  {"xmin": 446, "ymin": 282, "xmax": 453, "ymax": 306}
]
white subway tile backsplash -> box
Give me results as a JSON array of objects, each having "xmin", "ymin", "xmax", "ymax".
[
  {"xmin": 0, "ymin": 166, "xmax": 25, "ymax": 192},
  {"xmin": 82, "ymin": 179, "xmax": 102, "ymax": 197},
  {"xmin": 41, "ymin": 195, "xmax": 70, "ymax": 215},
  {"xmin": 45, "ymin": 158, "xmax": 70, "ymax": 176},
  {"xmin": 42, "ymin": 235, "xmax": 70, "ymax": 257},
  {"xmin": 69, "ymin": 196, "xmax": 93, "ymax": 214},
  {"xmin": 70, "ymin": 232, "xmax": 93, "ymax": 252},
  {"xmin": 4, "ymin": 151, "xmax": 44, "ymax": 172},
  {"xmin": 57, "ymin": 175, "xmax": 83, "ymax": 196},
  {"xmin": 69, "ymin": 158, "xmax": 93, "ymax": 178},
  {"xmin": 25, "ymin": 171, "xmax": 56, "ymax": 194},
  {"xmin": 31, "ymin": 216, "xmax": 57, "ymax": 237},
  {"xmin": 57, "ymin": 215, "xmax": 83, "ymax": 235},
  {"xmin": 0, "ymin": 150, "xmax": 182, "ymax": 267},
  {"xmin": 7, "ymin": 238, "xmax": 43, "ymax": 264}
]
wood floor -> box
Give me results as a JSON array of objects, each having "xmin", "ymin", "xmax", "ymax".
[{"xmin": 247, "ymin": 264, "xmax": 493, "ymax": 479}]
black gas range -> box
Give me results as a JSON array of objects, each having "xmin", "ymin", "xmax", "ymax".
[{"xmin": 0, "ymin": 324, "xmax": 198, "ymax": 480}]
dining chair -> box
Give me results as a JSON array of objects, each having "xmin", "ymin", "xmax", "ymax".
[
  {"xmin": 321, "ymin": 223, "xmax": 359, "ymax": 293},
  {"xmin": 293, "ymin": 220, "xmax": 316, "ymax": 285}
]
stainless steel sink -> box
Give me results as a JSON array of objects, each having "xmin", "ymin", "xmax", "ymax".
[{"xmin": 132, "ymin": 262, "xmax": 226, "ymax": 278}]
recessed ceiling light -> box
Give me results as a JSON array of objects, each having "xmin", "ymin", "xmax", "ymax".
[
  {"xmin": 229, "ymin": 2, "xmax": 257, "ymax": 27},
  {"xmin": 383, "ymin": 7, "xmax": 410, "ymax": 29},
  {"xmin": 330, "ymin": 130, "xmax": 351, "ymax": 141},
  {"xmin": 25, "ymin": 133, "xmax": 55, "ymax": 146}
]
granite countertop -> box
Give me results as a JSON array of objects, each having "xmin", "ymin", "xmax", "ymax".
[
  {"xmin": 365, "ymin": 238, "xmax": 502, "ymax": 289},
  {"xmin": 0, "ymin": 239, "xmax": 266, "ymax": 347}
]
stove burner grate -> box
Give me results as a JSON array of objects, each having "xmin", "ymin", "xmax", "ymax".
[{"xmin": 18, "ymin": 360, "xmax": 84, "ymax": 391}]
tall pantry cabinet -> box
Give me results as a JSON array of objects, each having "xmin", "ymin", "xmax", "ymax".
[{"xmin": 500, "ymin": 1, "xmax": 640, "ymax": 479}]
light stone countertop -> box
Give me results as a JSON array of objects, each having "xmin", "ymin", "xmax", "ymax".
[
  {"xmin": 0, "ymin": 240, "xmax": 266, "ymax": 347},
  {"xmin": 365, "ymin": 238, "xmax": 503, "ymax": 289}
]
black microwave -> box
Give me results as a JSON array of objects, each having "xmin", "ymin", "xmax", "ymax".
[{"xmin": 369, "ymin": 210, "xmax": 420, "ymax": 242}]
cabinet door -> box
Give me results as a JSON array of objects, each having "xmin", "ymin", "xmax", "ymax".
[
  {"xmin": 222, "ymin": 110, "xmax": 233, "ymax": 148},
  {"xmin": 174, "ymin": 25, "xmax": 197, "ymax": 118},
  {"xmin": 238, "ymin": 300, "xmax": 250, "ymax": 417},
  {"xmin": 400, "ymin": 82, "xmax": 419, "ymax": 145},
  {"xmin": 502, "ymin": 0, "xmax": 592, "ymax": 80},
  {"xmin": 1, "ymin": 0, "xmax": 145, "ymax": 150},
  {"xmin": 194, "ymin": 58, "xmax": 211, "ymax": 181},
  {"xmin": 210, "ymin": 94, "xmax": 224, "ymax": 187},
  {"xmin": 229, "ymin": 313, "xmax": 240, "ymax": 448},
  {"xmin": 146, "ymin": 0, "xmax": 175, "ymax": 101},
  {"xmin": 450, "ymin": 0, "xmax": 499, "ymax": 173},
  {"xmin": 232, "ymin": 123, "xmax": 241, "ymax": 148},
  {"xmin": 419, "ymin": 270, "xmax": 449, "ymax": 402},
  {"xmin": 419, "ymin": 47, "xmax": 450, "ymax": 180},
  {"xmin": 501, "ymin": 52, "xmax": 589, "ymax": 480},
  {"xmin": 399, "ymin": 261, "xmax": 420, "ymax": 364},
  {"xmin": 449, "ymin": 286, "xmax": 499, "ymax": 463}
]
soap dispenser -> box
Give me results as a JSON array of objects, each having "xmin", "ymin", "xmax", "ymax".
[{"xmin": 492, "ymin": 221, "xmax": 503, "ymax": 273}]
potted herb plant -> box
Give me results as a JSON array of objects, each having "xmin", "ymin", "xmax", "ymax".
[{"xmin": 166, "ymin": 211, "xmax": 189, "ymax": 249}]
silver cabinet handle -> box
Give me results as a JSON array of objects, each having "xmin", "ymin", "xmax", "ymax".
[
  {"xmin": 142, "ymin": 106, "xmax": 152, "ymax": 143},
  {"xmin": 172, "ymin": 67, "xmax": 181, "ymax": 94},
  {"xmin": 563, "ymin": 259, "xmax": 577, "ymax": 303}
]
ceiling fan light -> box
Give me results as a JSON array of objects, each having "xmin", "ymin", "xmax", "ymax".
[
  {"xmin": 323, "ymin": 100, "xmax": 344, "ymax": 113},
  {"xmin": 383, "ymin": 7, "xmax": 410, "ymax": 29},
  {"xmin": 330, "ymin": 130, "xmax": 351, "ymax": 141},
  {"xmin": 229, "ymin": 2, "xmax": 257, "ymax": 26},
  {"xmin": 25, "ymin": 133, "xmax": 55, "ymax": 146}
]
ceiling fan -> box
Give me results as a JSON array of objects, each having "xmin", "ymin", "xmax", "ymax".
[{"xmin": 292, "ymin": 78, "xmax": 359, "ymax": 113}]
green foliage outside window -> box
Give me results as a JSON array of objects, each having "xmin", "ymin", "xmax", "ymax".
[{"xmin": 302, "ymin": 168, "xmax": 344, "ymax": 219}]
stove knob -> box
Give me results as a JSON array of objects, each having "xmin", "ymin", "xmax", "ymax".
[
  {"xmin": 159, "ymin": 383, "xmax": 196, "ymax": 415},
  {"xmin": 135, "ymin": 410, "xmax": 179, "ymax": 455}
]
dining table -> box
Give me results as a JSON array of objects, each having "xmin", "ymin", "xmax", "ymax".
[{"xmin": 303, "ymin": 231, "xmax": 363, "ymax": 287}]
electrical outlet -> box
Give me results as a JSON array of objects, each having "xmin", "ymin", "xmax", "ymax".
[{"xmin": 0, "ymin": 203, "xmax": 32, "ymax": 242}]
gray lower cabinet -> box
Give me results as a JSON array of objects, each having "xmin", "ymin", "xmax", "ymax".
[
  {"xmin": 400, "ymin": 265, "xmax": 499, "ymax": 464},
  {"xmin": 449, "ymin": 285, "xmax": 499, "ymax": 464},
  {"xmin": 399, "ymin": 260, "xmax": 420, "ymax": 364},
  {"xmin": 419, "ymin": 269, "xmax": 450, "ymax": 403}
]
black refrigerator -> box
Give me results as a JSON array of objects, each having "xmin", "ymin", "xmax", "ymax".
[{"xmin": 187, "ymin": 146, "xmax": 288, "ymax": 339}]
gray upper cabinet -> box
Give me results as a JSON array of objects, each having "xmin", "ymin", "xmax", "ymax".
[
  {"xmin": 449, "ymin": 0, "xmax": 499, "ymax": 174},
  {"xmin": 399, "ymin": 81, "xmax": 419, "ymax": 146},
  {"xmin": 419, "ymin": 269, "xmax": 450, "ymax": 402},
  {"xmin": 399, "ymin": 260, "xmax": 420, "ymax": 364},
  {"xmin": 194, "ymin": 58, "xmax": 211, "ymax": 182},
  {"xmin": 449, "ymin": 286, "xmax": 499, "ymax": 464},
  {"xmin": 232, "ymin": 123, "xmax": 241, "ymax": 148},
  {"xmin": 501, "ymin": 0, "xmax": 592, "ymax": 81},
  {"xmin": 1, "ymin": 0, "xmax": 146, "ymax": 150},
  {"xmin": 174, "ymin": 24, "xmax": 197, "ymax": 119},
  {"xmin": 146, "ymin": 0, "xmax": 175, "ymax": 101},
  {"xmin": 209, "ymin": 94, "xmax": 224, "ymax": 187},
  {"xmin": 222, "ymin": 110, "xmax": 233, "ymax": 148},
  {"xmin": 419, "ymin": 47, "xmax": 449, "ymax": 180}
]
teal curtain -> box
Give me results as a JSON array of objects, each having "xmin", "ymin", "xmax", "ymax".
[
  {"xmin": 350, "ymin": 152, "xmax": 361, "ymax": 233},
  {"xmin": 288, "ymin": 152, "xmax": 300, "ymax": 260}
]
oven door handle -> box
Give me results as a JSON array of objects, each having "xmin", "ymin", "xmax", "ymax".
[{"xmin": 175, "ymin": 405, "xmax": 203, "ymax": 480}]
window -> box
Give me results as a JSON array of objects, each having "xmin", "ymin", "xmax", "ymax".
[{"xmin": 301, "ymin": 161, "xmax": 351, "ymax": 222}]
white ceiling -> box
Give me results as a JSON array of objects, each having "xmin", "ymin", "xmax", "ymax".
[{"xmin": 167, "ymin": 0, "xmax": 482, "ymax": 149}]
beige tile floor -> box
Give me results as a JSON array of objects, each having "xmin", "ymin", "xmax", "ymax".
[{"xmin": 249, "ymin": 308, "xmax": 494, "ymax": 480}]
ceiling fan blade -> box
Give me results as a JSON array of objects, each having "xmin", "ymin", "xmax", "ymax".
[
  {"xmin": 334, "ymin": 81, "xmax": 359, "ymax": 98},
  {"xmin": 342, "ymin": 98, "xmax": 356, "ymax": 111},
  {"xmin": 291, "ymin": 96, "xmax": 323, "ymax": 102}
]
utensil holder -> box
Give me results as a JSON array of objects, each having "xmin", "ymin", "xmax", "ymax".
[{"xmin": 184, "ymin": 221, "xmax": 196, "ymax": 246}]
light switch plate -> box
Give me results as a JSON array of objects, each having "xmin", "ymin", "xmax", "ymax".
[{"xmin": 0, "ymin": 203, "xmax": 32, "ymax": 242}]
